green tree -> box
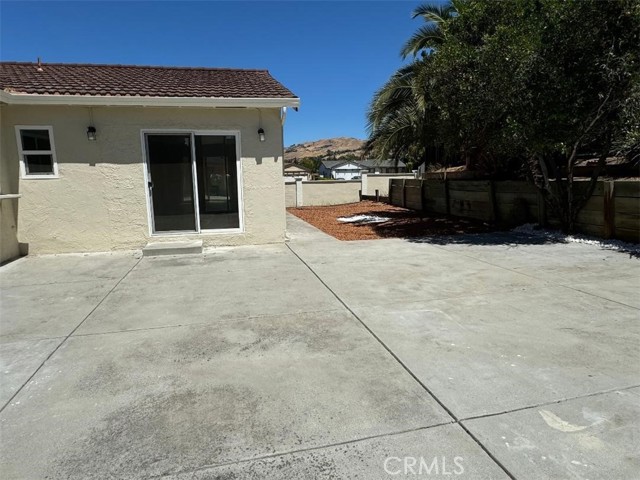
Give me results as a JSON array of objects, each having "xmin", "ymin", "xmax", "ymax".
[
  {"xmin": 516, "ymin": 0, "xmax": 639, "ymax": 232},
  {"xmin": 364, "ymin": 61, "xmax": 430, "ymax": 166},
  {"xmin": 432, "ymin": 0, "xmax": 639, "ymax": 230},
  {"xmin": 300, "ymin": 157, "xmax": 321, "ymax": 174},
  {"xmin": 400, "ymin": 1, "xmax": 460, "ymax": 59},
  {"xmin": 369, "ymin": 0, "xmax": 640, "ymax": 233},
  {"xmin": 365, "ymin": 2, "xmax": 456, "ymax": 168}
]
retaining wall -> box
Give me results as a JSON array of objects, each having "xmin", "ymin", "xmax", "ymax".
[
  {"xmin": 389, "ymin": 178, "xmax": 639, "ymax": 242},
  {"xmin": 286, "ymin": 172, "xmax": 417, "ymax": 207}
]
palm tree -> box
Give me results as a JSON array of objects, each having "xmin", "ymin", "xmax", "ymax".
[
  {"xmin": 364, "ymin": 60, "xmax": 432, "ymax": 164},
  {"xmin": 365, "ymin": 2, "xmax": 458, "ymax": 167},
  {"xmin": 400, "ymin": 1, "xmax": 459, "ymax": 59}
]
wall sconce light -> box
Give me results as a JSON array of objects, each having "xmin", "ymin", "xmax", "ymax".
[
  {"xmin": 87, "ymin": 126, "xmax": 97, "ymax": 141},
  {"xmin": 258, "ymin": 128, "xmax": 265, "ymax": 142}
]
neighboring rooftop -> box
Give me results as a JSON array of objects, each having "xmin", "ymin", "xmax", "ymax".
[{"xmin": 0, "ymin": 61, "xmax": 298, "ymax": 99}]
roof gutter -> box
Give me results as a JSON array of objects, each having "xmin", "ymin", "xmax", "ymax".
[{"xmin": 0, "ymin": 90, "xmax": 300, "ymax": 108}]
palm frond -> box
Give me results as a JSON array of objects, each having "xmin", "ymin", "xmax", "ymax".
[
  {"xmin": 401, "ymin": 1, "xmax": 458, "ymax": 59},
  {"xmin": 401, "ymin": 24, "xmax": 445, "ymax": 59}
]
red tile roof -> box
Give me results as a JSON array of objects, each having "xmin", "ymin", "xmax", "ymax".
[{"xmin": 0, "ymin": 62, "xmax": 297, "ymax": 99}]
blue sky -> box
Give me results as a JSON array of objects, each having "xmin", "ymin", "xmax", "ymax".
[{"xmin": 0, "ymin": 0, "xmax": 426, "ymax": 146}]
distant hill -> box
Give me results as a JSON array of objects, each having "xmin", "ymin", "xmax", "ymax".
[{"xmin": 285, "ymin": 137, "xmax": 366, "ymax": 162}]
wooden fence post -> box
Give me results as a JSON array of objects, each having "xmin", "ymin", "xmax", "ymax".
[
  {"xmin": 444, "ymin": 179, "xmax": 451, "ymax": 215},
  {"xmin": 420, "ymin": 180, "xmax": 426, "ymax": 212},
  {"xmin": 401, "ymin": 179, "xmax": 407, "ymax": 208},
  {"xmin": 603, "ymin": 180, "xmax": 615, "ymax": 239},
  {"xmin": 375, "ymin": 189, "xmax": 380, "ymax": 202},
  {"xmin": 388, "ymin": 181, "xmax": 394, "ymax": 205},
  {"xmin": 537, "ymin": 190, "xmax": 547, "ymax": 227},
  {"xmin": 489, "ymin": 180, "xmax": 499, "ymax": 224}
]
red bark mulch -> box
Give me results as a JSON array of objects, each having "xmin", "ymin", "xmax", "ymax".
[{"xmin": 288, "ymin": 201, "xmax": 494, "ymax": 241}]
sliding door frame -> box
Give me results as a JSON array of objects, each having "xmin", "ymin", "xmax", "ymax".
[{"xmin": 141, "ymin": 129, "xmax": 244, "ymax": 237}]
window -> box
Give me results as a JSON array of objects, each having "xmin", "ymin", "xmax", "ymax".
[{"xmin": 16, "ymin": 126, "xmax": 58, "ymax": 178}]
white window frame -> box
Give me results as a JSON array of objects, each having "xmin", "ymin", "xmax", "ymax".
[
  {"xmin": 15, "ymin": 126, "xmax": 59, "ymax": 179},
  {"xmin": 140, "ymin": 129, "xmax": 245, "ymax": 237}
]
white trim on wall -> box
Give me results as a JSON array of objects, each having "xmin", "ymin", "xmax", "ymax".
[
  {"xmin": 14, "ymin": 125, "xmax": 59, "ymax": 179},
  {"xmin": 0, "ymin": 91, "xmax": 300, "ymax": 109}
]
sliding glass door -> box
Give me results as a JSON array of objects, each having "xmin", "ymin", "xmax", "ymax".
[
  {"xmin": 145, "ymin": 132, "xmax": 241, "ymax": 234},
  {"xmin": 194, "ymin": 135, "xmax": 240, "ymax": 230},
  {"xmin": 146, "ymin": 134, "xmax": 197, "ymax": 233}
]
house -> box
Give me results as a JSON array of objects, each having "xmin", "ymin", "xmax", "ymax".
[
  {"xmin": 283, "ymin": 163, "xmax": 312, "ymax": 181},
  {"xmin": 0, "ymin": 61, "xmax": 299, "ymax": 262},
  {"xmin": 319, "ymin": 159, "xmax": 407, "ymax": 180}
]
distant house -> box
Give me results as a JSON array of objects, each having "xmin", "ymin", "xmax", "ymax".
[
  {"xmin": 319, "ymin": 159, "xmax": 406, "ymax": 180},
  {"xmin": 283, "ymin": 163, "xmax": 312, "ymax": 181}
]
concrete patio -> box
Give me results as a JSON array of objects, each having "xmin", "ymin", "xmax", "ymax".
[{"xmin": 1, "ymin": 214, "xmax": 638, "ymax": 479}]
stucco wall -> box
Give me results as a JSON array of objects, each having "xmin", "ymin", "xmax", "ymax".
[
  {"xmin": 300, "ymin": 181, "xmax": 361, "ymax": 206},
  {"xmin": 364, "ymin": 173, "xmax": 416, "ymax": 196},
  {"xmin": 0, "ymin": 104, "xmax": 21, "ymax": 263},
  {"xmin": 0, "ymin": 199, "xmax": 20, "ymax": 263},
  {"xmin": 285, "ymin": 181, "xmax": 297, "ymax": 207},
  {"xmin": 0, "ymin": 105, "xmax": 286, "ymax": 254}
]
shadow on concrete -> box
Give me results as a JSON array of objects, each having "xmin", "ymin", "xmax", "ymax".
[
  {"xmin": 353, "ymin": 209, "xmax": 498, "ymax": 239},
  {"xmin": 405, "ymin": 231, "xmax": 562, "ymax": 246},
  {"xmin": 404, "ymin": 225, "xmax": 640, "ymax": 259},
  {"xmin": 362, "ymin": 209, "xmax": 640, "ymax": 258}
]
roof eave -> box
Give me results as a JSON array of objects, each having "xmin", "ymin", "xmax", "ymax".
[{"xmin": 0, "ymin": 91, "xmax": 300, "ymax": 108}]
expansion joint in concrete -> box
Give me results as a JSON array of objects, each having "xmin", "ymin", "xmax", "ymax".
[
  {"xmin": 0, "ymin": 257, "xmax": 143, "ymax": 413},
  {"xmin": 459, "ymin": 383, "xmax": 640, "ymax": 424},
  {"xmin": 153, "ymin": 421, "xmax": 456, "ymax": 479},
  {"xmin": 284, "ymin": 243, "xmax": 520, "ymax": 479}
]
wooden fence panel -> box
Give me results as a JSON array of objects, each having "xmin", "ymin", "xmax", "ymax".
[
  {"xmin": 448, "ymin": 180, "xmax": 492, "ymax": 192},
  {"xmin": 448, "ymin": 188, "xmax": 489, "ymax": 202},
  {"xmin": 495, "ymin": 193, "xmax": 539, "ymax": 224},
  {"xmin": 423, "ymin": 180, "xmax": 447, "ymax": 197},
  {"xmin": 450, "ymin": 200, "xmax": 494, "ymax": 221},
  {"xmin": 494, "ymin": 181, "xmax": 538, "ymax": 195},
  {"xmin": 422, "ymin": 181, "xmax": 447, "ymax": 214},
  {"xmin": 615, "ymin": 181, "xmax": 640, "ymax": 198},
  {"xmin": 405, "ymin": 184, "xmax": 423, "ymax": 210},
  {"xmin": 576, "ymin": 208, "xmax": 605, "ymax": 227},
  {"xmin": 389, "ymin": 179, "xmax": 404, "ymax": 207},
  {"xmin": 387, "ymin": 178, "xmax": 639, "ymax": 242},
  {"xmin": 423, "ymin": 197, "xmax": 449, "ymax": 214},
  {"xmin": 614, "ymin": 195, "xmax": 640, "ymax": 241}
]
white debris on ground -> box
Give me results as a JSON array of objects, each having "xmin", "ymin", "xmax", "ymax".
[
  {"xmin": 337, "ymin": 215, "xmax": 391, "ymax": 224},
  {"xmin": 512, "ymin": 223, "xmax": 640, "ymax": 255}
]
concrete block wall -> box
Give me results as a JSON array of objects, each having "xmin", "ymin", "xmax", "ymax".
[{"xmin": 285, "ymin": 172, "xmax": 417, "ymax": 208}]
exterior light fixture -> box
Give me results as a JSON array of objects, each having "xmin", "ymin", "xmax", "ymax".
[
  {"xmin": 87, "ymin": 126, "xmax": 97, "ymax": 141},
  {"xmin": 258, "ymin": 128, "xmax": 265, "ymax": 142}
]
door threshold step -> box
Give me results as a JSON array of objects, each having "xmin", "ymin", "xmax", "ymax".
[{"xmin": 142, "ymin": 240, "xmax": 203, "ymax": 257}]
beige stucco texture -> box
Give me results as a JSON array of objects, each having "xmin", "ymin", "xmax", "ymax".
[
  {"xmin": 1, "ymin": 105, "xmax": 286, "ymax": 254},
  {"xmin": 302, "ymin": 181, "xmax": 361, "ymax": 206},
  {"xmin": 0, "ymin": 105, "xmax": 21, "ymax": 263},
  {"xmin": 365, "ymin": 173, "xmax": 415, "ymax": 197}
]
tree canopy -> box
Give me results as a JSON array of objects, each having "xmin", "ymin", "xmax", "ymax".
[{"xmin": 365, "ymin": 0, "xmax": 640, "ymax": 232}]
